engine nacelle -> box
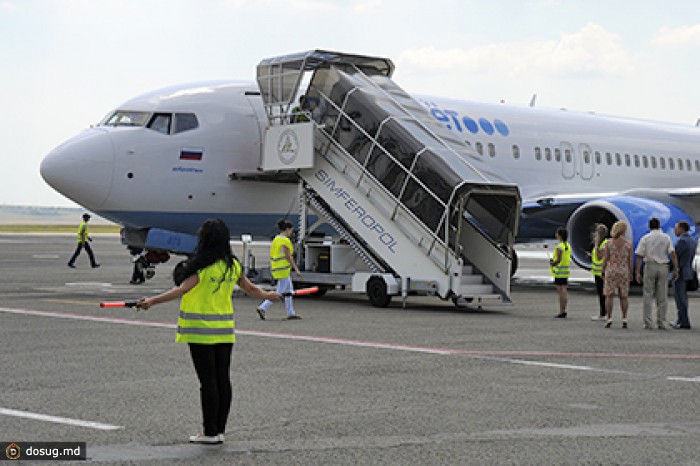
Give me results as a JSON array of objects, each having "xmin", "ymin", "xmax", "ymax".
[{"xmin": 566, "ymin": 196, "xmax": 694, "ymax": 270}]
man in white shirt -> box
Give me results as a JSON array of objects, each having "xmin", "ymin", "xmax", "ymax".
[{"xmin": 634, "ymin": 217, "xmax": 678, "ymax": 329}]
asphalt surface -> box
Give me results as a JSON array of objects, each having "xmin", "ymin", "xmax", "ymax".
[{"xmin": 1, "ymin": 234, "xmax": 700, "ymax": 465}]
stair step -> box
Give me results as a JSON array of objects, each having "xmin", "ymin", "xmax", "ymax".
[
  {"xmin": 460, "ymin": 274, "xmax": 483, "ymax": 285},
  {"xmin": 460, "ymin": 284, "xmax": 494, "ymax": 295}
]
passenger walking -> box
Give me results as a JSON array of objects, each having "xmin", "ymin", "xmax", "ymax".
[
  {"xmin": 257, "ymin": 219, "xmax": 303, "ymax": 320},
  {"xmin": 550, "ymin": 227, "xmax": 571, "ymax": 318},
  {"xmin": 590, "ymin": 224, "xmax": 609, "ymax": 321},
  {"xmin": 634, "ymin": 217, "xmax": 678, "ymax": 329},
  {"xmin": 671, "ymin": 220, "xmax": 696, "ymax": 329},
  {"xmin": 67, "ymin": 213, "xmax": 100, "ymax": 268},
  {"xmin": 136, "ymin": 219, "xmax": 281, "ymax": 444},
  {"xmin": 602, "ymin": 221, "xmax": 633, "ymax": 328}
]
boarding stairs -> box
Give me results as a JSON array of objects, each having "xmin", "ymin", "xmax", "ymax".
[{"xmin": 256, "ymin": 50, "xmax": 521, "ymax": 304}]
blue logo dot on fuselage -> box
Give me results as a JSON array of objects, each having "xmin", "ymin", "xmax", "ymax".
[
  {"xmin": 463, "ymin": 117, "xmax": 478, "ymax": 134},
  {"xmin": 479, "ymin": 118, "xmax": 494, "ymax": 135},
  {"xmin": 494, "ymin": 119, "xmax": 509, "ymax": 136}
]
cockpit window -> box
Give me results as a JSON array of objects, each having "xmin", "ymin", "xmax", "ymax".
[
  {"xmin": 103, "ymin": 111, "xmax": 149, "ymax": 127},
  {"xmin": 148, "ymin": 113, "xmax": 171, "ymax": 134},
  {"xmin": 174, "ymin": 113, "xmax": 198, "ymax": 134}
]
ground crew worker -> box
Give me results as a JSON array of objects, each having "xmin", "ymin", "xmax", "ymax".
[
  {"xmin": 136, "ymin": 218, "xmax": 281, "ymax": 444},
  {"xmin": 550, "ymin": 227, "xmax": 571, "ymax": 318},
  {"xmin": 291, "ymin": 95, "xmax": 310, "ymax": 123},
  {"xmin": 67, "ymin": 213, "xmax": 99, "ymax": 268},
  {"xmin": 590, "ymin": 224, "xmax": 609, "ymax": 321},
  {"xmin": 257, "ymin": 219, "xmax": 303, "ymax": 320}
]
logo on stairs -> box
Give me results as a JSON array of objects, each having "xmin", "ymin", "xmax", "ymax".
[{"xmin": 277, "ymin": 129, "xmax": 299, "ymax": 165}]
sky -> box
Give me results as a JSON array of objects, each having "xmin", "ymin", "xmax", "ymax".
[{"xmin": 2, "ymin": 0, "xmax": 700, "ymax": 207}]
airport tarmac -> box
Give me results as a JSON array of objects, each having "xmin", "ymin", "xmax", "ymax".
[{"xmin": 1, "ymin": 234, "xmax": 700, "ymax": 465}]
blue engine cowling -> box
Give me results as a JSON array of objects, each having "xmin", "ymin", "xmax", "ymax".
[{"xmin": 566, "ymin": 196, "xmax": 694, "ymax": 270}]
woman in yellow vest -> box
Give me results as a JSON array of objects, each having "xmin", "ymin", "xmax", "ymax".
[
  {"xmin": 257, "ymin": 219, "xmax": 303, "ymax": 320},
  {"xmin": 137, "ymin": 219, "xmax": 281, "ymax": 444},
  {"xmin": 590, "ymin": 224, "xmax": 609, "ymax": 321},
  {"xmin": 550, "ymin": 227, "xmax": 571, "ymax": 318}
]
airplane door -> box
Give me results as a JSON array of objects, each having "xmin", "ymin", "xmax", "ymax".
[
  {"xmin": 560, "ymin": 141, "xmax": 576, "ymax": 179},
  {"xmin": 579, "ymin": 143, "xmax": 594, "ymax": 180}
]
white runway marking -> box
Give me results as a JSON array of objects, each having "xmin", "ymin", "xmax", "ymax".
[
  {"xmin": 667, "ymin": 376, "xmax": 700, "ymax": 383},
  {"xmin": 1, "ymin": 307, "xmax": 696, "ymax": 381},
  {"xmin": 0, "ymin": 407, "xmax": 122, "ymax": 431}
]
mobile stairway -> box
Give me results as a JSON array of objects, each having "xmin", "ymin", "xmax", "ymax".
[{"xmin": 255, "ymin": 50, "xmax": 521, "ymax": 307}]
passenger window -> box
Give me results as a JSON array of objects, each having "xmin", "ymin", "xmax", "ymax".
[
  {"xmin": 595, "ymin": 151, "xmax": 601, "ymax": 164},
  {"xmin": 615, "ymin": 153, "xmax": 621, "ymax": 166},
  {"xmin": 642, "ymin": 155, "xmax": 648, "ymax": 168},
  {"xmin": 606, "ymin": 152, "xmax": 612, "ymax": 165},
  {"xmin": 565, "ymin": 149, "xmax": 572, "ymax": 163},
  {"xmin": 651, "ymin": 156, "xmax": 657, "ymax": 169},
  {"xmin": 147, "ymin": 113, "xmax": 171, "ymax": 134},
  {"xmin": 660, "ymin": 157, "xmax": 666, "ymax": 169},
  {"xmin": 174, "ymin": 113, "xmax": 199, "ymax": 133},
  {"xmin": 634, "ymin": 154, "xmax": 640, "ymax": 168},
  {"xmin": 554, "ymin": 148, "xmax": 561, "ymax": 162},
  {"xmin": 545, "ymin": 148, "xmax": 552, "ymax": 161},
  {"xmin": 695, "ymin": 160, "xmax": 700, "ymax": 171},
  {"xmin": 475, "ymin": 142, "xmax": 483, "ymax": 155},
  {"xmin": 512, "ymin": 145, "xmax": 520, "ymax": 159},
  {"xmin": 534, "ymin": 147, "xmax": 542, "ymax": 161},
  {"xmin": 669, "ymin": 158, "xmax": 675, "ymax": 170},
  {"xmin": 686, "ymin": 159, "xmax": 692, "ymax": 171},
  {"xmin": 624, "ymin": 153, "xmax": 630, "ymax": 166},
  {"xmin": 488, "ymin": 143, "xmax": 495, "ymax": 157}
]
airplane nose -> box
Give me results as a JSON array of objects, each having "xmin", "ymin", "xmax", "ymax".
[{"xmin": 40, "ymin": 128, "xmax": 115, "ymax": 209}]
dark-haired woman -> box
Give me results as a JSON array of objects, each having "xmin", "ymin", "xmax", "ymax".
[
  {"xmin": 137, "ymin": 218, "xmax": 281, "ymax": 444},
  {"xmin": 256, "ymin": 219, "xmax": 302, "ymax": 320},
  {"xmin": 550, "ymin": 227, "xmax": 571, "ymax": 318}
]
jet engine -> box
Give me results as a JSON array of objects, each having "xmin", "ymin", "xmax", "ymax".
[{"xmin": 566, "ymin": 196, "xmax": 694, "ymax": 270}]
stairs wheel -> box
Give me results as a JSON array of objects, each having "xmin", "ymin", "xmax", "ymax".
[{"xmin": 366, "ymin": 276, "xmax": 392, "ymax": 308}]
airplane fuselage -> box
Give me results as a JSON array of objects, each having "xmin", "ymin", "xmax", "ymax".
[{"xmin": 41, "ymin": 80, "xmax": 700, "ymax": 268}]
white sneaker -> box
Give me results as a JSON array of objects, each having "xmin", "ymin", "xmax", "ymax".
[
  {"xmin": 591, "ymin": 315, "xmax": 606, "ymax": 321},
  {"xmin": 189, "ymin": 433, "xmax": 222, "ymax": 444},
  {"xmin": 218, "ymin": 433, "xmax": 225, "ymax": 443}
]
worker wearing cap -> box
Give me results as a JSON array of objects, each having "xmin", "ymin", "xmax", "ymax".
[{"xmin": 67, "ymin": 213, "xmax": 100, "ymax": 268}]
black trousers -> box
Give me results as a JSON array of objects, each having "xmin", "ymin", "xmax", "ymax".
[
  {"xmin": 594, "ymin": 275, "xmax": 606, "ymax": 316},
  {"xmin": 68, "ymin": 242, "xmax": 97, "ymax": 267},
  {"xmin": 188, "ymin": 343, "xmax": 233, "ymax": 436}
]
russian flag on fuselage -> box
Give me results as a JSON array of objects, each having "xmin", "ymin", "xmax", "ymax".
[{"xmin": 180, "ymin": 147, "xmax": 204, "ymax": 161}]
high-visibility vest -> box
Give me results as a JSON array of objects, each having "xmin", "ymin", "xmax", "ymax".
[
  {"xmin": 550, "ymin": 242, "xmax": 571, "ymax": 278},
  {"xmin": 76, "ymin": 221, "xmax": 89, "ymax": 243},
  {"xmin": 176, "ymin": 259, "xmax": 240, "ymax": 344},
  {"xmin": 292, "ymin": 105, "xmax": 310, "ymax": 123},
  {"xmin": 590, "ymin": 239, "xmax": 608, "ymax": 277},
  {"xmin": 270, "ymin": 235, "xmax": 293, "ymax": 279}
]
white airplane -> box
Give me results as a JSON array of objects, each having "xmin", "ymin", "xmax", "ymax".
[{"xmin": 41, "ymin": 72, "xmax": 700, "ymax": 274}]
